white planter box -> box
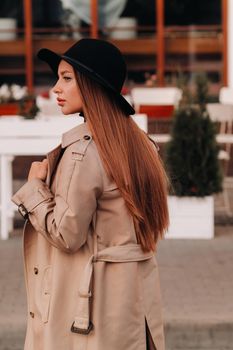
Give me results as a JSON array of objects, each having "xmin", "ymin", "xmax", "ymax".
[{"xmin": 166, "ymin": 196, "xmax": 214, "ymax": 239}]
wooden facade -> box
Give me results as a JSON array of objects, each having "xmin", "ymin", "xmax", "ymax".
[{"xmin": 0, "ymin": 0, "xmax": 227, "ymax": 91}]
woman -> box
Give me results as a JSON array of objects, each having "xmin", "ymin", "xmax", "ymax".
[{"xmin": 12, "ymin": 38, "xmax": 169, "ymax": 350}]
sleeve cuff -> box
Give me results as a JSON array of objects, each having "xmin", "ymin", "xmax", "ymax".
[{"xmin": 12, "ymin": 178, "xmax": 54, "ymax": 214}]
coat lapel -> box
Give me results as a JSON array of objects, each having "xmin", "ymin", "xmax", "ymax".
[{"xmin": 46, "ymin": 144, "xmax": 62, "ymax": 186}]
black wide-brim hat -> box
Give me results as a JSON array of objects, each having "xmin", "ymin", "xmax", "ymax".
[{"xmin": 37, "ymin": 38, "xmax": 135, "ymax": 116}]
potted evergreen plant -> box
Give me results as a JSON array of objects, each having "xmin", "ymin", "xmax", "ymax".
[{"xmin": 165, "ymin": 74, "xmax": 222, "ymax": 238}]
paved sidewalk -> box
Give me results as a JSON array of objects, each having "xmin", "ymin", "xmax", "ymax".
[
  {"xmin": 0, "ymin": 227, "xmax": 233, "ymax": 350},
  {"xmin": 0, "ymin": 233, "xmax": 26, "ymax": 350},
  {"xmin": 158, "ymin": 226, "xmax": 233, "ymax": 350}
]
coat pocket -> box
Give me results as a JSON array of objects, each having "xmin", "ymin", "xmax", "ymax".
[{"xmin": 41, "ymin": 265, "xmax": 52, "ymax": 323}]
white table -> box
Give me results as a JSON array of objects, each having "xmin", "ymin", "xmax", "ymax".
[
  {"xmin": 0, "ymin": 116, "xmax": 84, "ymax": 240},
  {"xmin": 0, "ymin": 114, "xmax": 148, "ymax": 239}
]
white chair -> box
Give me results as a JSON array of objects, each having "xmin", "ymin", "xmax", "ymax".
[
  {"xmin": 219, "ymin": 87, "xmax": 233, "ymax": 105},
  {"xmin": 207, "ymin": 103, "xmax": 233, "ymax": 216},
  {"xmin": 219, "ymin": 88, "xmax": 233, "ymax": 171},
  {"xmin": 130, "ymin": 87, "xmax": 182, "ymax": 118}
]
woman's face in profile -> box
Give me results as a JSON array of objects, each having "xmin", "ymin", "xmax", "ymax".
[{"xmin": 52, "ymin": 60, "xmax": 83, "ymax": 115}]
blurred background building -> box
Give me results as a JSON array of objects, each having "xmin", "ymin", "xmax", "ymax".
[{"xmin": 0, "ymin": 0, "xmax": 225, "ymax": 95}]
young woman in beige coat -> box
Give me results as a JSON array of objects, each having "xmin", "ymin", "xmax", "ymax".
[{"xmin": 12, "ymin": 39, "xmax": 169, "ymax": 350}]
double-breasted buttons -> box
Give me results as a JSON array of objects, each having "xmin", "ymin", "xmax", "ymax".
[
  {"xmin": 83, "ymin": 135, "xmax": 91, "ymax": 140},
  {"xmin": 29, "ymin": 312, "xmax": 34, "ymax": 318},
  {"xmin": 34, "ymin": 267, "xmax": 39, "ymax": 275}
]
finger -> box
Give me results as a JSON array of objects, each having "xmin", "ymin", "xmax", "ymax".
[{"xmin": 41, "ymin": 159, "xmax": 48, "ymax": 168}]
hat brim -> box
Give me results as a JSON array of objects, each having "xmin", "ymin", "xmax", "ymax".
[{"xmin": 37, "ymin": 48, "xmax": 135, "ymax": 116}]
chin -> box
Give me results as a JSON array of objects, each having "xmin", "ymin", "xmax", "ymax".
[
  {"xmin": 62, "ymin": 107, "xmax": 81, "ymax": 115},
  {"xmin": 61, "ymin": 109, "xmax": 74, "ymax": 115}
]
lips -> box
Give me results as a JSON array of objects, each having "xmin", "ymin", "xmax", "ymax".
[{"xmin": 57, "ymin": 98, "xmax": 66, "ymax": 106}]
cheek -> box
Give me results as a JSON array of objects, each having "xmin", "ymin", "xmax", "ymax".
[
  {"xmin": 70, "ymin": 93, "xmax": 82, "ymax": 107},
  {"xmin": 71, "ymin": 89, "xmax": 82, "ymax": 106},
  {"xmin": 60, "ymin": 81, "xmax": 81, "ymax": 107},
  {"xmin": 63, "ymin": 85, "xmax": 82, "ymax": 111}
]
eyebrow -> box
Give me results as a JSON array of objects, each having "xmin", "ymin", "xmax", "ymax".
[{"xmin": 59, "ymin": 70, "xmax": 73, "ymax": 75}]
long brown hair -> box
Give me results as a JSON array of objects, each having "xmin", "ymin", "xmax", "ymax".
[{"xmin": 76, "ymin": 73, "xmax": 169, "ymax": 252}]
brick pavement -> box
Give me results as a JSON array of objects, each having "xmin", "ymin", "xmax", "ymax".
[{"xmin": 0, "ymin": 227, "xmax": 233, "ymax": 350}]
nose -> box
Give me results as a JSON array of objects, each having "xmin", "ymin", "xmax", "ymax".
[{"xmin": 52, "ymin": 79, "xmax": 61, "ymax": 94}]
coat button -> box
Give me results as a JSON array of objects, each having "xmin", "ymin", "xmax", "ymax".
[
  {"xmin": 29, "ymin": 312, "xmax": 34, "ymax": 318},
  {"xmin": 34, "ymin": 267, "xmax": 38, "ymax": 275},
  {"xmin": 83, "ymin": 135, "xmax": 91, "ymax": 140}
]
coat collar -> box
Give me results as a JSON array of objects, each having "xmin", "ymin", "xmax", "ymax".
[
  {"xmin": 46, "ymin": 122, "xmax": 92, "ymax": 186},
  {"xmin": 61, "ymin": 122, "xmax": 92, "ymax": 148}
]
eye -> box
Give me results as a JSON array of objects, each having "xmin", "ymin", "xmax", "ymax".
[{"xmin": 63, "ymin": 76, "xmax": 72, "ymax": 81}]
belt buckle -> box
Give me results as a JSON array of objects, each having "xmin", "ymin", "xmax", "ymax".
[{"xmin": 71, "ymin": 321, "xmax": 94, "ymax": 335}]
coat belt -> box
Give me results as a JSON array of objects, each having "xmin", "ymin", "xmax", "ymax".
[{"xmin": 71, "ymin": 244, "xmax": 154, "ymax": 334}]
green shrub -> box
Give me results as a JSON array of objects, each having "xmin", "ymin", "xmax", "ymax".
[{"xmin": 165, "ymin": 106, "xmax": 222, "ymax": 196}]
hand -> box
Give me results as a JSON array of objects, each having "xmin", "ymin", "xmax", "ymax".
[{"xmin": 28, "ymin": 159, "xmax": 48, "ymax": 181}]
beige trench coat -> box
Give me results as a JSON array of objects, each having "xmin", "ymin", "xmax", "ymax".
[{"xmin": 12, "ymin": 122, "xmax": 165, "ymax": 350}]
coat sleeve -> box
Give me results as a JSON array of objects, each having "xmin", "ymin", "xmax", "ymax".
[{"xmin": 11, "ymin": 142, "xmax": 103, "ymax": 253}]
